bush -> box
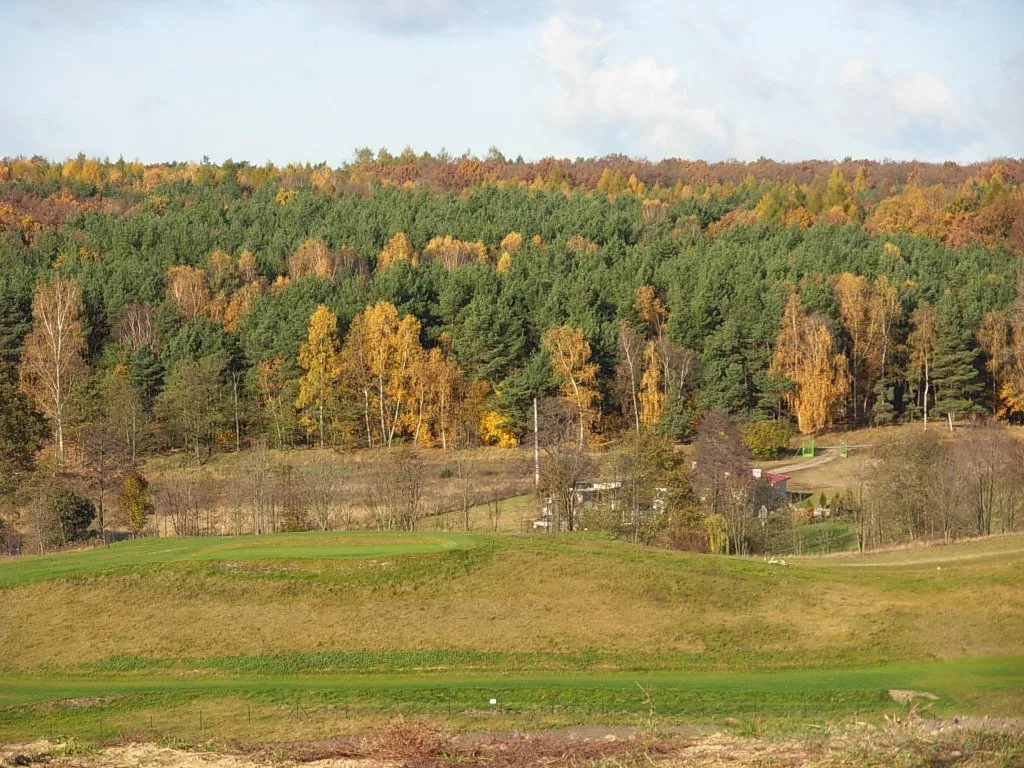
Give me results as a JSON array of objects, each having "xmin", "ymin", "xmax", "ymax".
[
  {"xmin": 439, "ymin": 467, "xmax": 453, "ymax": 479},
  {"xmin": 741, "ymin": 420, "xmax": 792, "ymax": 458},
  {"xmin": 32, "ymin": 487, "xmax": 97, "ymax": 549}
]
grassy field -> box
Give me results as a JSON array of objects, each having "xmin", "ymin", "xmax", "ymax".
[{"xmin": 0, "ymin": 532, "xmax": 1021, "ymax": 743}]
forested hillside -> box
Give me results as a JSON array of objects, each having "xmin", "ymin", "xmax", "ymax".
[{"xmin": 1, "ymin": 153, "xmax": 1023, "ymax": 480}]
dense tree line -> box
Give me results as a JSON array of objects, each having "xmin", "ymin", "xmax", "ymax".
[{"xmin": 0, "ymin": 153, "xmax": 1022, "ymax": 549}]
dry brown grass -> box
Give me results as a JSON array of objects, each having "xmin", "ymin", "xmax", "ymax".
[
  {"xmin": 6, "ymin": 721, "xmax": 1023, "ymax": 767},
  {"xmin": 1, "ymin": 535, "xmax": 1022, "ymax": 671},
  {"xmin": 139, "ymin": 447, "xmax": 535, "ymax": 535}
]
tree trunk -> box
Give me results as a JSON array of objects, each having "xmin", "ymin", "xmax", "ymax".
[
  {"xmin": 318, "ymin": 397, "xmax": 325, "ymax": 449},
  {"xmin": 923, "ymin": 359, "xmax": 930, "ymax": 429},
  {"xmin": 232, "ymin": 372, "xmax": 242, "ymax": 452}
]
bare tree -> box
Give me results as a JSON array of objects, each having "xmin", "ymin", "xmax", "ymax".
[
  {"xmin": 455, "ymin": 451, "xmax": 475, "ymax": 531},
  {"xmin": 114, "ymin": 301, "xmax": 159, "ymax": 352},
  {"xmin": 304, "ymin": 455, "xmax": 341, "ymax": 531},
  {"xmin": 954, "ymin": 425, "xmax": 1023, "ymax": 536},
  {"xmin": 275, "ymin": 463, "xmax": 308, "ymax": 532},
  {"xmin": 487, "ymin": 489, "xmax": 503, "ymax": 532},
  {"xmin": 78, "ymin": 417, "xmax": 124, "ymax": 544},
  {"xmin": 535, "ymin": 397, "xmax": 594, "ymax": 532},
  {"xmin": 244, "ymin": 442, "xmax": 274, "ymax": 535},
  {"xmin": 870, "ymin": 431, "xmax": 944, "ymax": 543},
  {"xmin": 691, "ymin": 410, "xmax": 751, "ymax": 554},
  {"xmin": 367, "ymin": 448, "xmax": 426, "ymax": 531},
  {"xmin": 155, "ymin": 471, "xmax": 213, "ymax": 537}
]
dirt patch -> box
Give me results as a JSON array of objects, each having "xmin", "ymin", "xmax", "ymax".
[
  {"xmin": 888, "ymin": 689, "xmax": 939, "ymax": 704},
  {"xmin": 6, "ymin": 721, "xmax": 1024, "ymax": 767},
  {"xmin": 64, "ymin": 696, "xmax": 122, "ymax": 709}
]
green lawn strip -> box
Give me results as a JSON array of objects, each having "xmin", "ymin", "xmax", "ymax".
[
  {"xmin": 1, "ymin": 657, "xmax": 1018, "ymax": 711},
  {"xmin": 1, "ymin": 658, "xmax": 1019, "ymax": 742},
  {"xmin": 0, "ymin": 532, "xmax": 482, "ymax": 589},
  {"xmin": 73, "ymin": 648, "xmax": 948, "ymax": 677}
]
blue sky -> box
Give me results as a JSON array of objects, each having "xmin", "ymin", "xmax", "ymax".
[{"xmin": 1, "ymin": 0, "xmax": 1021, "ymax": 164}]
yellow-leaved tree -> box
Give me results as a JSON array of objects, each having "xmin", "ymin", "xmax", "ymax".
[
  {"xmin": 343, "ymin": 301, "xmax": 423, "ymax": 448},
  {"xmin": 542, "ymin": 325, "xmax": 599, "ymax": 448},
  {"xmin": 376, "ymin": 232, "xmax": 416, "ymax": 273},
  {"xmin": 834, "ymin": 272, "xmax": 900, "ymax": 422},
  {"xmin": 296, "ymin": 305, "xmax": 343, "ymax": 448},
  {"xmin": 771, "ymin": 290, "xmax": 850, "ymax": 435},
  {"xmin": 404, "ymin": 344, "xmax": 464, "ymax": 449},
  {"xmin": 422, "ymin": 236, "xmax": 486, "ymax": 271},
  {"xmin": 288, "ymin": 238, "xmax": 337, "ymax": 279},
  {"xmin": 639, "ymin": 341, "xmax": 665, "ymax": 429}
]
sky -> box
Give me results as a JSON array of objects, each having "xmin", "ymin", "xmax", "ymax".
[{"xmin": 1, "ymin": 0, "xmax": 1021, "ymax": 165}]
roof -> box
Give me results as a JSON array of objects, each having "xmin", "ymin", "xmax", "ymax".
[{"xmin": 763, "ymin": 472, "xmax": 790, "ymax": 486}]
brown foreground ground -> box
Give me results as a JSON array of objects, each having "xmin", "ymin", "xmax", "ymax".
[{"xmin": 5, "ymin": 718, "xmax": 1022, "ymax": 768}]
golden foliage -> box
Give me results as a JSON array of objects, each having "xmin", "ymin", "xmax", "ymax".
[
  {"xmin": 566, "ymin": 234, "xmax": 597, "ymax": 255},
  {"xmin": 641, "ymin": 198, "xmax": 668, "ymax": 221},
  {"xmin": 977, "ymin": 308, "xmax": 1024, "ymax": 418},
  {"xmin": 771, "ymin": 290, "xmax": 850, "ymax": 435},
  {"xmin": 237, "ymin": 250, "xmax": 259, "ymax": 283},
  {"xmin": 479, "ymin": 410, "xmax": 518, "ymax": 448},
  {"xmin": 543, "ymin": 325, "xmax": 600, "ymax": 447},
  {"xmin": 205, "ymin": 248, "xmax": 235, "ymax": 290},
  {"xmin": 639, "ymin": 342, "xmax": 665, "ymax": 429},
  {"xmin": 422, "ymin": 235, "xmax": 486, "ymax": 271},
  {"xmin": 223, "ymin": 281, "xmax": 264, "ymax": 332},
  {"xmin": 288, "ymin": 238, "xmax": 337, "ymax": 279},
  {"xmin": 634, "ymin": 285, "xmax": 668, "ymax": 338},
  {"xmin": 376, "ymin": 232, "xmax": 416, "ymax": 273},
  {"xmin": 834, "ymin": 273, "xmax": 899, "ymax": 419},
  {"xmin": 295, "ymin": 305, "xmax": 343, "ymax": 446},
  {"xmin": 499, "ymin": 232, "xmax": 523, "ymax": 252},
  {"xmin": 784, "ymin": 207, "xmax": 812, "ymax": 229},
  {"xmin": 343, "ymin": 301, "xmax": 424, "ymax": 448}
]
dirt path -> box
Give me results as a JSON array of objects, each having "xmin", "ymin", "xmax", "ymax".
[
  {"xmin": 5, "ymin": 720, "xmax": 1021, "ymax": 768},
  {"xmin": 771, "ymin": 447, "xmax": 838, "ymax": 475}
]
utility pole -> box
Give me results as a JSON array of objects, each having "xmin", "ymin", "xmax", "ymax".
[{"xmin": 534, "ymin": 397, "xmax": 540, "ymax": 487}]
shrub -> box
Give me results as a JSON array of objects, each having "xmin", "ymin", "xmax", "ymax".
[
  {"xmin": 117, "ymin": 471, "xmax": 154, "ymax": 537},
  {"xmin": 439, "ymin": 467, "xmax": 453, "ymax": 479},
  {"xmin": 38, "ymin": 487, "xmax": 96, "ymax": 549},
  {"xmin": 741, "ymin": 420, "xmax": 792, "ymax": 458}
]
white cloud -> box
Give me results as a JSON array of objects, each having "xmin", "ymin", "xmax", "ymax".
[
  {"xmin": 889, "ymin": 72, "xmax": 960, "ymax": 120},
  {"xmin": 836, "ymin": 56, "xmax": 970, "ymax": 156},
  {"xmin": 537, "ymin": 16, "xmax": 734, "ymax": 157}
]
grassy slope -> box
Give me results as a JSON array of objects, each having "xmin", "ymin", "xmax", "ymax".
[{"xmin": 0, "ymin": 532, "xmax": 1021, "ymax": 740}]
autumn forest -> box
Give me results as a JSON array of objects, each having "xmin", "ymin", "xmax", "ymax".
[{"xmin": 1, "ymin": 152, "xmax": 1024, "ymax": 550}]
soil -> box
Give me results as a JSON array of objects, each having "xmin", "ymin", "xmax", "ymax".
[{"xmin": 3, "ymin": 719, "xmax": 1021, "ymax": 767}]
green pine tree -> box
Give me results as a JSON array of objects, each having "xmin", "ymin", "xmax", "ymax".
[
  {"xmin": 870, "ymin": 376, "xmax": 896, "ymax": 426},
  {"xmin": 931, "ymin": 309, "xmax": 982, "ymax": 430}
]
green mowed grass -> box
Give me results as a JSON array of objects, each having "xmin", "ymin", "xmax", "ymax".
[
  {"xmin": 0, "ymin": 532, "xmax": 1022, "ymax": 741},
  {"xmin": 1, "ymin": 657, "xmax": 1020, "ymax": 742},
  {"xmin": 0, "ymin": 531, "xmax": 480, "ymax": 589}
]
